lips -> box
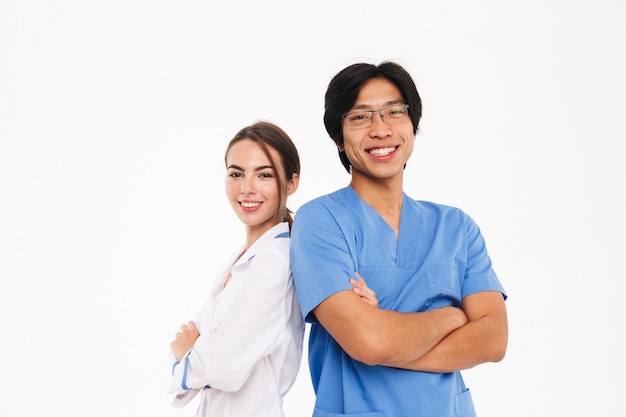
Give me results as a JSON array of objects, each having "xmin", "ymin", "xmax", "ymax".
[
  {"xmin": 240, "ymin": 201, "xmax": 261, "ymax": 208},
  {"xmin": 368, "ymin": 146, "xmax": 397, "ymax": 157}
]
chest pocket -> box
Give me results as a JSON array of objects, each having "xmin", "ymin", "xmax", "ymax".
[
  {"xmin": 425, "ymin": 260, "xmax": 462, "ymax": 309},
  {"xmin": 357, "ymin": 266, "xmax": 421, "ymax": 311},
  {"xmin": 358, "ymin": 262, "xmax": 462, "ymax": 312}
]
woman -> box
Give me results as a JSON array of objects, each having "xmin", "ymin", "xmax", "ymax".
[{"xmin": 167, "ymin": 121, "xmax": 305, "ymax": 417}]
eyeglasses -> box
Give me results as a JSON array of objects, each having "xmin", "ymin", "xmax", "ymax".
[{"xmin": 342, "ymin": 104, "xmax": 410, "ymax": 128}]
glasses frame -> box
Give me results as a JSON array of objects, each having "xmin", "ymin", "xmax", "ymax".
[{"xmin": 342, "ymin": 104, "xmax": 410, "ymax": 128}]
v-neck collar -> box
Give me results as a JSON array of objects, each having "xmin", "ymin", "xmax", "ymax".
[
  {"xmin": 346, "ymin": 185, "xmax": 403, "ymax": 238},
  {"xmin": 345, "ymin": 186, "xmax": 421, "ymax": 266}
]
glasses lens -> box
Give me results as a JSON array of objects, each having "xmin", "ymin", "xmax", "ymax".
[
  {"xmin": 344, "ymin": 104, "xmax": 409, "ymax": 128},
  {"xmin": 384, "ymin": 105, "xmax": 409, "ymax": 120},
  {"xmin": 344, "ymin": 111, "xmax": 371, "ymax": 128}
]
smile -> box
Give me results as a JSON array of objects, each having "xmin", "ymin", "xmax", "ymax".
[
  {"xmin": 240, "ymin": 201, "xmax": 261, "ymax": 208},
  {"xmin": 368, "ymin": 146, "xmax": 397, "ymax": 157}
]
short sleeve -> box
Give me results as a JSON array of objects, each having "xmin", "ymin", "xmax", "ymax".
[
  {"xmin": 461, "ymin": 214, "xmax": 507, "ymax": 300},
  {"xmin": 290, "ymin": 199, "xmax": 355, "ymax": 322}
]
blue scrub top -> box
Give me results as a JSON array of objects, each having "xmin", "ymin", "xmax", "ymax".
[{"xmin": 290, "ymin": 187, "xmax": 506, "ymax": 417}]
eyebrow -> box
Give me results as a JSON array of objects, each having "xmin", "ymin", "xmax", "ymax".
[
  {"xmin": 350, "ymin": 99, "xmax": 405, "ymax": 111},
  {"xmin": 227, "ymin": 164, "xmax": 275, "ymax": 171}
]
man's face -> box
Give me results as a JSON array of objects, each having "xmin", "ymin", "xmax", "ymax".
[{"xmin": 340, "ymin": 78, "xmax": 414, "ymax": 183}]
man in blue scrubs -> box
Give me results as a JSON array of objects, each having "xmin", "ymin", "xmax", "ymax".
[{"xmin": 290, "ymin": 61, "xmax": 508, "ymax": 417}]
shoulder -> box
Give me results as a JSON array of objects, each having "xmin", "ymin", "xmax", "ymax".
[
  {"xmin": 405, "ymin": 194, "xmax": 459, "ymax": 212},
  {"xmin": 294, "ymin": 187, "xmax": 359, "ymax": 225},
  {"xmin": 234, "ymin": 223, "xmax": 291, "ymax": 274},
  {"xmin": 253, "ymin": 225, "xmax": 291, "ymax": 262},
  {"xmin": 403, "ymin": 196, "xmax": 481, "ymax": 237},
  {"xmin": 297, "ymin": 187, "xmax": 351, "ymax": 212},
  {"xmin": 405, "ymin": 196, "xmax": 467, "ymax": 219},
  {"xmin": 256, "ymin": 236, "xmax": 290, "ymax": 263},
  {"xmin": 243, "ymin": 235, "xmax": 292, "ymax": 289},
  {"xmin": 292, "ymin": 189, "xmax": 362, "ymax": 245}
]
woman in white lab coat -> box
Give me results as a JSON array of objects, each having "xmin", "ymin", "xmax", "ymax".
[{"xmin": 168, "ymin": 121, "xmax": 305, "ymax": 417}]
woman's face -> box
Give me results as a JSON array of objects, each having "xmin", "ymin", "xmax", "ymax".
[{"xmin": 225, "ymin": 139, "xmax": 297, "ymax": 240}]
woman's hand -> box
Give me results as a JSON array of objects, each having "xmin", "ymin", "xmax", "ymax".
[
  {"xmin": 171, "ymin": 321, "xmax": 200, "ymax": 361},
  {"xmin": 349, "ymin": 272, "xmax": 379, "ymax": 308}
]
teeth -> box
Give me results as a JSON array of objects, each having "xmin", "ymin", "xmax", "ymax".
[
  {"xmin": 241, "ymin": 202, "xmax": 261, "ymax": 208},
  {"xmin": 369, "ymin": 146, "xmax": 396, "ymax": 157}
]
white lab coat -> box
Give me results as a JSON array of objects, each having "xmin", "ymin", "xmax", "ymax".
[{"xmin": 168, "ymin": 222, "xmax": 305, "ymax": 417}]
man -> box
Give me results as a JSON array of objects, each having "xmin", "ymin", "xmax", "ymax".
[{"xmin": 290, "ymin": 61, "xmax": 508, "ymax": 416}]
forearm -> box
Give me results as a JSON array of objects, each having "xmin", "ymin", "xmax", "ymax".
[
  {"xmin": 389, "ymin": 291, "xmax": 509, "ymax": 372},
  {"xmin": 371, "ymin": 306, "xmax": 469, "ymax": 367},
  {"xmin": 315, "ymin": 291, "xmax": 467, "ymax": 366},
  {"xmin": 387, "ymin": 313, "xmax": 507, "ymax": 372}
]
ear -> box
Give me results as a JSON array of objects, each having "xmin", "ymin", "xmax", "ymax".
[
  {"xmin": 336, "ymin": 141, "xmax": 344, "ymax": 152},
  {"xmin": 286, "ymin": 173, "xmax": 299, "ymax": 196}
]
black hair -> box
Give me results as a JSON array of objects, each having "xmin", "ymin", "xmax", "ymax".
[{"xmin": 323, "ymin": 61, "xmax": 422, "ymax": 173}]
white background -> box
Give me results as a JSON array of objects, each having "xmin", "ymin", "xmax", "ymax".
[{"xmin": 1, "ymin": 1, "xmax": 625, "ymax": 416}]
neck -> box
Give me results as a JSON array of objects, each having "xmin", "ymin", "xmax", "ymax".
[
  {"xmin": 350, "ymin": 171, "xmax": 404, "ymax": 211},
  {"xmin": 349, "ymin": 172, "xmax": 404, "ymax": 237}
]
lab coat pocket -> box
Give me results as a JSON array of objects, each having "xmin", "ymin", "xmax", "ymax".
[
  {"xmin": 312, "ymin": 408, "xmax": 383, "ymax": 417},
  {"xmin": 425, "ymin": 260, "xmax": 462, "ymax": 308},
  {"xmin": 454, "ymin": 388, "xmax": 477, "ymax": 417}
]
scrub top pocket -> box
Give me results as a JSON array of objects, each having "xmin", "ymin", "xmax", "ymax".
[
  {"xmin": 454, "ymin": 388, "xmax": 477, "ymax": 417},
  {"xmin": 425, "ymin": 260, "xmax": 462, "ymax": 309}
]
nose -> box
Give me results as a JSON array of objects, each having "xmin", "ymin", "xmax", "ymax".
[
  {"xmin": 369, "ymin": 111, "xmax": 392, "ymax": 137},
  {"xmin": 240, "ymin": 176, "xmax": 256, "ymax": 194}
]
